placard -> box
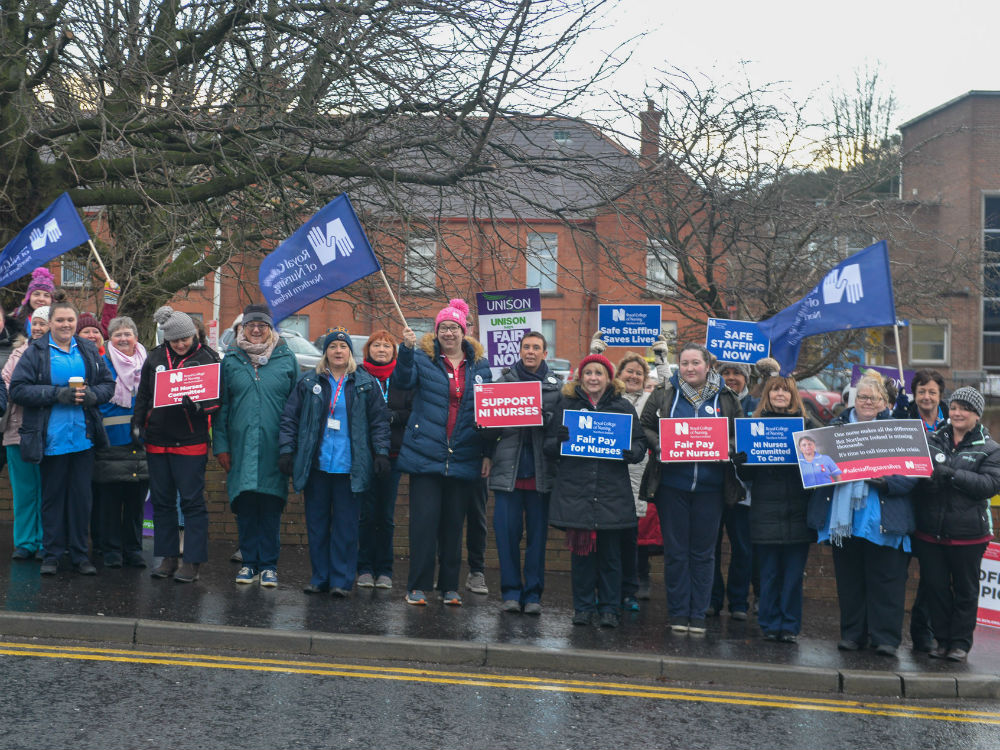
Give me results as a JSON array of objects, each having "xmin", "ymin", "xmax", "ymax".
[
  {"xmin": 705, "ymin": 318, "xmax": 770, "ymax": 365},
  {"xmin": 792, "ymin": 419, "xmax": 932, "ymax": 488},
  {"xmin": 850, "ymin": 364, "xmax": 916, "ymax": 394},
  {"xmin": 153, "ymin": 363, "xmax": 221, "ymax": 408},
  {"xmin": 734, "ymin": 417, "xmax": 804, "ymax": 465},
  {"xmin": 978, "ymin": 542, "xmax": 1000, "ymax": 629},
  {"xmin": 597, "ymin": 304, "xmax": 661, "ymax": 346},
  {"xmin": 658, "ymin": 417, "xmax": 730, "ymax": 462},
  {"xmin": 560, "ymin": 409, "xmax": 632, "ymax": 461},
  {"xmin": 474, "ymin": 381, "xmax": 543, "ymax": 428},
  {"xmin": 476, "ymin": 288, "xmax": 543, "ymax": 379}
]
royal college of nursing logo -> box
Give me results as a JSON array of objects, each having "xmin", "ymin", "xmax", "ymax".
[
  {"xmin": 307, "ymin": 218, "xmax": 355, "ymax": 265},
  {"xmin": 821, "ymin": 263, "xmax": 864, "ymax": 305}
]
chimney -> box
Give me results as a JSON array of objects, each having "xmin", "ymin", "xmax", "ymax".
[{"xmin": 639, "ymin": 99, "xmax": 662, "ymax": 163}]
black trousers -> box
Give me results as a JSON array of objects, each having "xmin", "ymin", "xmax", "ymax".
[
  {"xmin": 908, "ymin": 559, "xmax": 935, "ymax": 647},
  {"xmin": 97, "ymin": 480, "xmax": 149, "ymax": 559},
  {"xmin": 571, "ymin": 529, "xmax": 623, "ymax": 614},
  {"xmin": 408, "ymin": 473, "xmax": 472, "ymax": 593},
  {"xmin": 831, "ymin": 537, "xmax": 909, "ymax": 648},
  {"xmin": 40, "ymin": 450, "xmax": 95, "ymax": 565},
  {"xmin": 913, "ymin": 538, "xmax": 989, "ymax": 652},
  {"xmin": 465, "ymin": 478, "xmax": 488, "ymax": 573}
]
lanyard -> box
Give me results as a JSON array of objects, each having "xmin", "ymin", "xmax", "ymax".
[
  {"xmin": 374, "ymin": 377, "xmax": 389, "ymax": 403},
  {"xmin": 327, "ymin": 373, "xmax": 346, "ymax": 417}
]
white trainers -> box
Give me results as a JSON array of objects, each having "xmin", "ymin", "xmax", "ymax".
[
  {"xmin": 374, "ymin": 575, "xmax": 392, "ymax": 589},
  {"xmin": 356, "ymin": 573, "xmax": 375, "ymax": 588},
  {"xmin": 235, "ymin": 566, "xmax": 258, "ymax": 584},
  {"xmin": 466, "ymin": 571, "xmax": 488, "ymax": 595}
]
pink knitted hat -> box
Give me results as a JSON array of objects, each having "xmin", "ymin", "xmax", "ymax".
[
  {"xmin": 435, "ymin": 298, "xmax": 469, "ymax": 333},
  {"xmin": 22, "ymin": 267, "xmax": 55, "ymax": 307}
]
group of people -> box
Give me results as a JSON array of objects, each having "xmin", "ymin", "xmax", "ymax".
[{"xmin": 0, "ymin": 280, "xmax": 995, "ymax": 661}]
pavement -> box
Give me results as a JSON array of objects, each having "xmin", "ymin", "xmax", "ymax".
[{"xmin": 0, "ymin": 526, "xmax": 997, "ymax": 700}]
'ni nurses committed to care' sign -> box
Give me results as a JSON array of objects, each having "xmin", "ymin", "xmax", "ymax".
[
  {"xmin": 658, "ymin": 417, "xmax": 730, "ymax": 462},
  {"xmin": 153, "ymin": 363, "xmax": 221, "ymax": 408},
  {"xmin": 705, "ymin": 318, "xmax": 770, "ymax": 365},
  {"xmin": 474, "ymin": 381, "xmax": 543, "ymax": 428},
  {"xmin": 734, "ymin": 417, "xmax": 804, "ymax": 465},
  {"xmin": 597, "ymin": 304, "xmax": 661, "ymax": 346},
  {"xmin": 560, "ymin": 410, "xmax": 632, "ymax": 460}
]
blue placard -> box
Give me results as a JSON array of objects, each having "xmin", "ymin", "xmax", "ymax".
[
  {"xmin": 560, "ymin": 409, "xmax": 632, "ymax": 461},
  {"xmin": 734, "ymin": 417, "xmax": 804, "ymax": 465},
  {"xmin": 705, "ymin": 318, "xmax": 770, "ymax": 365},
  {"xmin": 597, "ymin": 304, "xmax": 661, "ymax": 346}
]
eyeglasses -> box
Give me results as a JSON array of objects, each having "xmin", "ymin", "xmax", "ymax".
[
  {"xmin": 245, "ymin": 322, "xmax": 270, "ymax": 331},
  {"xmin": 855, "ymin": 395, "xmax": 883, "ymax": 404},
  {"xmin": 438, "ymin": 325, "xmax": 462, "ymax": 333}
]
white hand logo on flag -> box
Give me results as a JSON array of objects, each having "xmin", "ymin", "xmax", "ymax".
[
  {"xmin": 44, "ymin": 219, "xmax": 61, "ymax": 243},
  {"xmin": 821, "ymin": 263, "xmax": 864, "ymax": 305},
  {"xmin": 29, "ymin": 228, "xmax": 45, "ymax": 250},
  {"xmin": 307, "ymin": 218, "xmax": 355, "ymax": 265},
  {"xmin": 28, "ymin": 219, "xmax": 61, "ymax": 251}
]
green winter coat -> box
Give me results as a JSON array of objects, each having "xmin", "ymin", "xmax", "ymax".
[{"xmin": 213, "ymin": 339, "xmax": 298, "ymax": 506}]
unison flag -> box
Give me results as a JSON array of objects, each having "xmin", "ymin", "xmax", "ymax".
[
  {"xmin": 0, "ymin": 193, "xmax": 90, "ymax": 288},
  {"xmin": 258, "ymin": 193, "xmax": 381, "ymax": 324},
  {"xmin": 756, "ymin": 241, "xmax": 896, "ymax": 374}
]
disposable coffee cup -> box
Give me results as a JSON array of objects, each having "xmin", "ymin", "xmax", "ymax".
[{"xmin": 69, "ymin": 376, "xmax": 85, "ymax": 390}]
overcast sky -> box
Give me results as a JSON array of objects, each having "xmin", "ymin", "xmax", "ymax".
[{"xmin": 589, "ymin": 0, "xmax": 997, "ymax": 131}]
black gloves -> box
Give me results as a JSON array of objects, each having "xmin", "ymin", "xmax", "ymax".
[
  {"xmin": 894, "ymin": 390, "xmax": 909, "ymax": 413},
  {"xmin": 557, "ymin": 425, "xmax": 570, "ymax": 443},
  {"xmin": 933, "ymin": 463, "xmax": 955, "ymax": 482},
  {"xmin": 621, "ymin": 447, "xmax": 646, "ymax": 463},
  {"xmin": 55, "ymin": 387, "xmax": 76, "ymax": 405},
  {"xmin": 730, "ymin": 450, "xmax": 748, "ymax": 466},
  {"xmin": 181, "ymin": 395, "xmax": 204, "ymax": 414},
  {"xmin": 865, "ymin": 477, "xmax": 889, "ymax": 492},
  {"xmin": 278, "ymin": 453, "xmax": 295, "ymax": 476},
  {"xmin": 373, "ymin": 455, "xmax": 392, "ymax": 476},
  {"xmin": 80, "ymin": 387, "xmax": 98, "ymax": 408}
]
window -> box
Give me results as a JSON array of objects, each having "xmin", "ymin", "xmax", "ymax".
[
  {"xmin": 60, "ymin": 259, "xmax": 90, "ymax": 288},
  {"xmin": 541, "ymin": 319, "xmax": 557, "ymax": 358},
  {"xmin": 526, "ymin": 232, "xmax": 558, "ymax": 292},
  {"xmin": 280, "ymin": 314, "xmax": 309, "ymax": 338},
  {"xmin": 405, "ymin": 238, "xmax": 437, "ymax": 292},
  {"xmin": 553, "ymin": 130, "xmax": 573, "ymax": 145},
  {"xmin": 984, "ymin": 196, "xmax": 1000, "ymax": 368},
  {"xmin": 910, "ymin": 322, "xmax": 949, "ymax": 364},
  {"xmin": 646, "ymin": 239, "xmax": 677, "ymax": 294},
  {"xmin": 408, "ymin": 317, "xmax": 435, "ymax": 338}
]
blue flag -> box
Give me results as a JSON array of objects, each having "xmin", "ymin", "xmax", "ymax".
[
  {"xmin": 0, "ymin": 193, "xmax": 90, "ymax": 288},
  {"xmin": 258, "ymin": 193, "xmax": 381, "ymax": 324},
  {"xmin": 756, "ymin": 241, "xmax": 896, "ymax": 375}
]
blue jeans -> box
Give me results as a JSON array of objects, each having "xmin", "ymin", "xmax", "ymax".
[
  {"xmin": 148, "ymin": 452, "xmax": 208, "ymax": 563},
  {"xmin": 656, "ymin": 486, "xmax": 724, "ymax": 620},
  {"xmin": 357, "ymin": 462, "xmax": 401, "ymax": 578},
  {"xmin": 711, "ymin": 504, "xmax": 752, "ymax": 613},
  {"xmin": 304, "ymin": 471, "xmax": 360, "ymax": 589},
  {"xmin": 570, "ymin": 529, "xmax": 622, "ymax": 614},
  {"xmin": 756, "ymin": 542, "xmax": 810, "ymax": 635},
  {"xmin": 493, "ymin": 489, "xmax": 549, "ymax": 604},
  {"xmin": 235, "ymin": 491, "xmax": 284, "ymax": 572}
]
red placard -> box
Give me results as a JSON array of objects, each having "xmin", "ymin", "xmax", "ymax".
[
  {"xmin": 153, "ymin": 363, "xmax": 221, "ymax": 408},
  {"xmin": 474, "ymin": 381, "xmax": 544, "ymax": 428},
  {"xmin": 978, "ymin": 542, "xmax": 1000, "ymax": 629},
  {"xmin": 659, "ymin": 417, "xmax": 729, "ymax": 462}
]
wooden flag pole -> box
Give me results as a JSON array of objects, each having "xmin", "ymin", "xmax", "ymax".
[
  {"xmin": 892, "ymin": 323, "xmax": 906, "ymax": 392},
  {"xmin": 87, "ymin": 239, "xmax": 111, "ymax": 282},
  {"xmin": 379, "ymin": 269, "xmax": 408, "ymax": 328}
]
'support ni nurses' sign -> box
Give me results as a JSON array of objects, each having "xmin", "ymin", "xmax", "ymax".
[
  {"xmin": 658, "ymin": 418, "xmax": 729, "ymax": 462},
  {"xmin": 734, "ymin": 417, "xmax": 804, "ymax": 465},
  {"xmin": 792, "ymin": 419, "xmax": 933, "ymax": 488},
  {"xmin": 977, "ymin": 542, "xmax": 1000, "ymax": 629},
  {"xmin": 597, "ymin": 304, "xmax": 660, "ymax": 346},
  {"xmin": 476, "ymin": 288, "xmax": 542, "ymax": 379},
  {"xmin": 474, "ymin": 381, "xmax": 543, "ymax": 428},
  {"xmin": 560, "ymin": 410, "xmax": 632, "ymax": 460},
  {"xmin": 153, "ymin": 364, "xmax": 221, "ymax": 408},
  {"xmin": 705, "ymin": 318, "xmax": 770, "ymax": 365}
]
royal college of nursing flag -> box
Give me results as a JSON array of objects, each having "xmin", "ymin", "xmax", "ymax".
[
  {"xmin": 756, "ymin": 240, "xmax": 897, "ymax": 375},
  {"xmin": 0, "ymin": 193, "xmax": 90, "ymax": 288},
  {"xmin": 258, "ymin": 193, "xmax": 381, "ymax": 324}
]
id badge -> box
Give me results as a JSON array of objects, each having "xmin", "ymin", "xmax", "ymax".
[{"xmin": 327, "ymin": 418, "xmax": 341, "ymax": 431}]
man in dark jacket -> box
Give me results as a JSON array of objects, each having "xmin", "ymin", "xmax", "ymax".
[{"xmin": 485, "ymin": 331, "xmax": 562, "ymax": 615}]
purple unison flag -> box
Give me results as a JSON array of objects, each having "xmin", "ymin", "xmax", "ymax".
[
  {"xmin": 756, "ymin": 241, "xmax": 896, "ymax": 375},
  {"xmin": 0, "ymin": 193, "xmax": 90, "ymax": 288},
  {"xmin": 258, "ymin": 193, "xmax": 381, "ymax": 324}
]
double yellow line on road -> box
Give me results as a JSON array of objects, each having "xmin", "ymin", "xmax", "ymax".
[{"xmin": 1, "ymin": 640, "xmax": 997, "ymax": 725}]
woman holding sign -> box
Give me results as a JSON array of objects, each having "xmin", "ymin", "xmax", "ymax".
[
  {"xmin": 807, "ymin": 372, "xmax": 916, "ymax": 657},
  {"xmin": 639, "ymin": 343, "xmax": 743, "ymax": 635},
  {"xmin": 913, "ymin": 387, "xmax": 1000, "ymax": 662},
  {"xmin": 132, "ymin": 306, "xmax": 221, "ymax": 583},
  {"xmin": 546, "ymin": 353, "xmax": 646, "ymax": 628}
]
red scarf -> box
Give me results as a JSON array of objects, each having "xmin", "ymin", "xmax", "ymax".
[{"xmin": 362, "ymin": 358, "xmax": 396, "ymax": 383}]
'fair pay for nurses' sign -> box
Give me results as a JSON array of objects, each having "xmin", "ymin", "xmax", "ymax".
[
  {"xmin": 153, "ymin": 363, "xmax": 220, "ymax": 408},
  {"xmin": 474, "ymin": 381, "xmax": 543, "ymax": 428},
  {"xmin": 705, "ymin": 318, "xmax": 770, "ymax": 364},
  {"xmin": 659, "ymin": 417, "xmax": 729, "ymax": 462},
  {"xmin": 560, "ymin": 409, "xmax": 632, "ymax": 460},
  {"xmin": 597, "ymin": 304, "xmax": 661, "ymax": 346}
]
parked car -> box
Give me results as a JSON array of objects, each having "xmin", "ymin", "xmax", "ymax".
[
  {"xmin": 279, "ymin": 330, "xmax": 323, "ymax": 372},
  {"xmin": 796, "ymin": 375, "xmax": 842, "ymax": 424},
  {"xmin": 547, "ymin": 357, "xmax": 571, "ymax": 381}
]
